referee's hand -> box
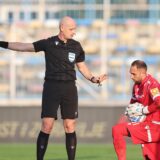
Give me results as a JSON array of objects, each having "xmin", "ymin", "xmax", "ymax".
[
  {"xmin": 90, "ymin": 74, "xmax": 107, "ymax": 86},
  {"xmin": 98, "ymin": 74, "xmax": 107, "ymax": 83}
]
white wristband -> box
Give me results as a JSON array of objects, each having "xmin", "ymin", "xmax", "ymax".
[{"xmin": 142, "ymin": 106, "xmax": 150, "ymax": 114}]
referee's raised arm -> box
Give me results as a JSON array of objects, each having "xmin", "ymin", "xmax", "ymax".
[{"xmin": 0, "ymin": 41, "xmax": 35, "ymax": 52}]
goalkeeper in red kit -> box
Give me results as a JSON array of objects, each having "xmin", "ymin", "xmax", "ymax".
[{"xmin": 112, "ymin": 60, "xmax": 160, "ymax": 160}]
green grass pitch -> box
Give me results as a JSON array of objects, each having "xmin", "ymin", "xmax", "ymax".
[{"xmin": 0, "ymin": 143, "xmax": 143, "ymax": 160}]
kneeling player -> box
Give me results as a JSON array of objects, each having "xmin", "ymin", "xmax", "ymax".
[{"xmin": 112, "ymin": 60, "xmax": 160, "ymax": 160}]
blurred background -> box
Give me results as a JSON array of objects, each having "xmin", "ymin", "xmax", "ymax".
[{"xmin": 0, "ymin": 0, "xmax": 160, "ymax": 143}]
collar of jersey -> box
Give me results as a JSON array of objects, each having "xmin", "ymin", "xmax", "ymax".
[{"xmin": 55, "ymin": 35, "xmax": 71, "ymax": 45}]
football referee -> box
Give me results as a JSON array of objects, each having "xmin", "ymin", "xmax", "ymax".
[{"xmin": 0, "ymin": 16, "xmax": 107, "ymax": 160}]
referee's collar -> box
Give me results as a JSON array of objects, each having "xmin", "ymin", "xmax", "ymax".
[{"xmin": 55, "ymin": 35, "xmax": 71, "ymax": 45}]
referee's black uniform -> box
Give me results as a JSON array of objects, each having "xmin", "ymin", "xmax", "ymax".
[
  {"xmin": 33, "ymin": 35, "xmax": 85, "ymax": 119},
  {"xmin": 33, "ymin": 35, "xmax": 85, "ymax": 160}
]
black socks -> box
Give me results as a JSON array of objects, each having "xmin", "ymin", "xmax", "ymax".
[
  {"xmin": 37, "ymin": 131, "xmax": 49, "ymax": 160},
  {"xmin": 65, "ymin": 132, "xmax": 77, "ymax": 160},
  {"xmin": 37, "ymin": 131, "xmax": 77, "ymax": 160}
]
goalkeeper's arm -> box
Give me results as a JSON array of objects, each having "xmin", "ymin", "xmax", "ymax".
[{"xmin": 143, "ymin": 99, "xmax": 160, "ymax": 114}]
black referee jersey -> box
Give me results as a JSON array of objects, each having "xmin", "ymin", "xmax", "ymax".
[{"xmin": 33, "ymin": 35, "xmax": 85, "ymax": 81}]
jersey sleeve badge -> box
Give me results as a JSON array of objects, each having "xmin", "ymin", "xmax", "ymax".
[{"xmin": 150, "ymin": 87, "xmax": 160, "ymax": 99}]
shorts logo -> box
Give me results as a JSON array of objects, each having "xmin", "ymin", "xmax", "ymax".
[{"xmin": 68, "ymin": 52, "xmax": 75, "ymax": 62}]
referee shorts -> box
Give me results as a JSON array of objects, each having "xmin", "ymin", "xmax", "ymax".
[{"xmin": 41, "ymin": 80, "xmax": 78, "ymax": 119}]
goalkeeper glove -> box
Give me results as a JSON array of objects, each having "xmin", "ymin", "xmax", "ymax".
[{"xmin": 125, "ymin": 102, "xmax": 149, "ymax": 117}]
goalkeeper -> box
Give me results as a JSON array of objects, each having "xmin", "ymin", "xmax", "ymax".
[{"xmin": 112, "ymin": 60, "xmax": 160, "ymax": 160}]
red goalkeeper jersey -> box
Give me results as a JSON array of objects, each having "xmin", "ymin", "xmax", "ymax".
[{"xmin": 130, "ymin": 74, "xmax": 160, "ymax": 122}]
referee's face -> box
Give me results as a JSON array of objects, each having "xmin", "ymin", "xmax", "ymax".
[{"xmin": 61, "ymin": 20, "xmax": 77, "ymax": 40}]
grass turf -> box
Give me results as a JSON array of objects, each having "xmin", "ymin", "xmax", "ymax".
[{"xmin": 0, "ymin": 143, "xmax": 143, "ymax": 160}]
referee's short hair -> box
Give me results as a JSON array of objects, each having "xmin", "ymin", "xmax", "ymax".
[{"xmin": 131, "ymin": 60, "xmax": 147, "ymax": 71}]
